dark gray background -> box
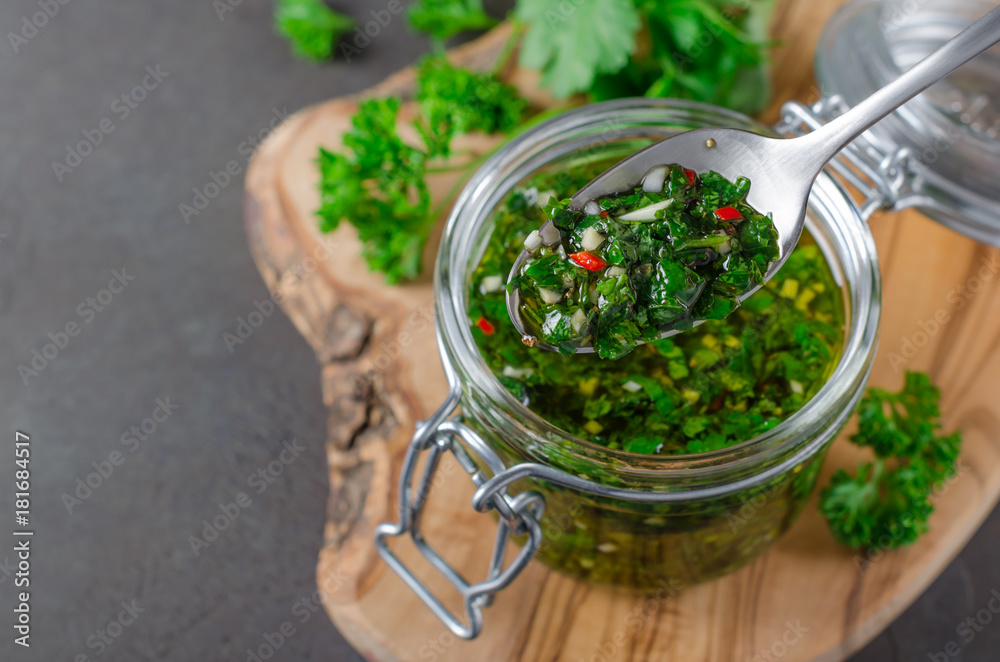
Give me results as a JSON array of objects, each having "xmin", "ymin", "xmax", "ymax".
[{"xmin": 0, "ymin": 1, "xmax": 996, "ymax": 660}]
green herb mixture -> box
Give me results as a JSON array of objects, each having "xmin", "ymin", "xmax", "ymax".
[
  {"xmin": 471, "ymin": 166, "xmax": 842, "ymax": 455},
  {"xmin": 510, "ymin": 166, "xmax": 778, "ymax": 359}
]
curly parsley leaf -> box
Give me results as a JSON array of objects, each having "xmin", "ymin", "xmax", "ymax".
[
  {"xmin": 516, "ymin": 0, "xmax": 640, "ymax": 99},
  {"xmin": 415, "ymin": 55, "xmax": 527, "ymax": 158},
  {"xmin": 407, "ymin": 0, "xmax": 497, "ymax": 40},
  {"xmin": 315, "ymin": 61, "xmax": 525, "ymax": 282},
  {"xmin": 820, "ymin": 371, "xmax": 962, "ymax": 552},
  {"xmin": 275, "ymin": 0, "xmax": 353, "ymax": 62},
  {"xmin": 317, "ymin": 98, "xmax": 430, "ymax": 282}
]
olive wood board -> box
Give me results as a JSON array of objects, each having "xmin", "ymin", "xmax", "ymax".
[{"xmin": 242, "ymin": 3, "xmax": 1000, "ymax": 660}]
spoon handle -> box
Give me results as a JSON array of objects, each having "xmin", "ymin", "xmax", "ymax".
[{"xmin": 799, "ymin": 4, "xmax": 1000, "ymax": 172}]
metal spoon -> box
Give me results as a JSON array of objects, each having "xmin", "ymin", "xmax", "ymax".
[{"xmin": 508, "ymin": 4, "xmax": 1000, "ymax": 354}]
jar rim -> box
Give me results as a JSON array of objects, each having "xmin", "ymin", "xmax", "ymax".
[{"xmin": 435, "ymin": 99, "xmax": 881, "ymax": 490}]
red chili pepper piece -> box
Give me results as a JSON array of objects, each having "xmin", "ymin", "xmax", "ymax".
[
  {"xmin": 713, "ymin": 206, "xmax": 743, "ymax": 222},
  {"xmin": 599, "ymin": 210, "xmax": 610, "ymax": 218},
  {"xmin": 569, "ymin": 251, "xmax": 608, "ymax": 271},
  {"xmin": 682, "ymin": 168, "xmax": 696, "ymax": 186},
  {"xmin": 475, "ymin": 316, "xmax": 495, "ymax": 335}
]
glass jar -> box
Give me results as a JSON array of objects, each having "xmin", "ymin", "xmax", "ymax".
[{"xmin": 376, "ymin": 99, "xmax": 881, "ymax": 639}]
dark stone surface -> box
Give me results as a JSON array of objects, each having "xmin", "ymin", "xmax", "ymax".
[{"xmin": 0, "ymin": 1, "xmax": 996, "ymax": 660}]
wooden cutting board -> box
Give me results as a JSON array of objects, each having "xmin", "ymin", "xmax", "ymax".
[{"xmin": 242, "ymin": 4, "xmax": 1000, "ymax": 661}]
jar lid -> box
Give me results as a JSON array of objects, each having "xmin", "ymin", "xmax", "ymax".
[{"xmin": 816, "ymin": 0, "xmax": 1000, "ymax": 244}]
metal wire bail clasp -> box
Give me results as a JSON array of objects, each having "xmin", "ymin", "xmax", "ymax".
[
  {"xmin": 775, "ymin": 96, "xmax": 919, "ymax": 221},
  {"xmin": 374, "ymin": 383, "xmax": 545, "ymax": 640}
]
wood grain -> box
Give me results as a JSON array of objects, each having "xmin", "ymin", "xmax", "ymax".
[{"xmin": 242, "ymin": 4, "xmax": 1000, "ymax": 661}]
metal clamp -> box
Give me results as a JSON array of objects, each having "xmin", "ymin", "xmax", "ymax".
[
  {"xmin": 374, "ymin": 385, "xmax": 545, "ymax": 640},
  {"xmin": 775, "ymin": 96, "xmax": 921, "ymax": 221}
]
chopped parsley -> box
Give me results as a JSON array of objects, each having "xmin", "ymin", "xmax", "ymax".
[
  {"xmin": 471, "ymin": 165, "xmax": 842, "ymax": 455},
  {"xmin": 820, "ymin": 371, "xmax": 962, "ymax": 552},
  {"xmin": 510, "ymin": 165, "xmax": 779, "ymax": 359}
]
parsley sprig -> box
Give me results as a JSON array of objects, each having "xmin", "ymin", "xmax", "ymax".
[
  {"xmin": 514, "ymin": 0, "xmax": 775, "ymax": 113},
  {"xmin": 407, "ymin": 0, "xmax": 498, "ymax": 41},
  {"xmin": 274, "ymin": 0, "xmax": 353, "ymax": 62},
  {"xmin": 820, "ymin": 371, "xmax": 962, "ymax": 552},
  {"xmin": 316, "ymin": 57, "xmax": 526, "ymax": 282}
]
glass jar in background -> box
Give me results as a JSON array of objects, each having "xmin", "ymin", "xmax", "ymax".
[{"xmin": 817, "ymin": 0, "xmax": 1000, "ymax": 243}]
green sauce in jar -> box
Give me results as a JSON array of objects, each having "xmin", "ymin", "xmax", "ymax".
[{"xmin": 469, "ymin": 165, "xmax": 845, "ymax": 457}]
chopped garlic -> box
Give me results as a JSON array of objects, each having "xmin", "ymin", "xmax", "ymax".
[
  {"xmin": 524, "ymin": 230, "xmax": 542, "ymax": 252},
  {"xmin": 622, "ymin": 380, "xmax": 643, "ymax": 393},
  {"xmin": 539, "ymin": 287, "xmax": 563, "ymax": 304},
  {"xmin": 539, "ymin": 222, "xmax": 560, "ymax": 245},
  {"xmin": 596, "ymin": 543, "xmax": 619, "ymax": 554},
  {"xmin": 581, "ymin": 227, "xmax": 606, "ymax": 251},
  {"xmin": 583, "ymin": 200, "xmax": 601, "ymax": 216},
  {"xmin": 789, "ymin": 380, "xmax": 804, "ymax": 394},
  {"xmin": 606, "ymin": 266, "xmax": 625, "ymax": 277},
  {"xmin": 502, "ymin": 365, "xmax": 534, "ymax": 379},
  {"xmin": 571, "ymin": 308, "xmax": 588, "ymax": 332},
  {"xmin": 617, "ymin": 198, "xmax": 673, "ymax": 222},
  {"xmin": 479, "ymin": 275, "xmax": 503, "ymax": 294},
  {"xmin": 641, "ymin": 165, "xmax": 668, "ymax": 193}
]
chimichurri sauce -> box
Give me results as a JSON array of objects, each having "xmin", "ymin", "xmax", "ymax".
[
  {"xmin": 509, "ymin": 165, "xmax": 780, "ymax": 359},
  {"xmin": 469, "ymin": 166, "xmax": 844, "ymax": 456}
]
